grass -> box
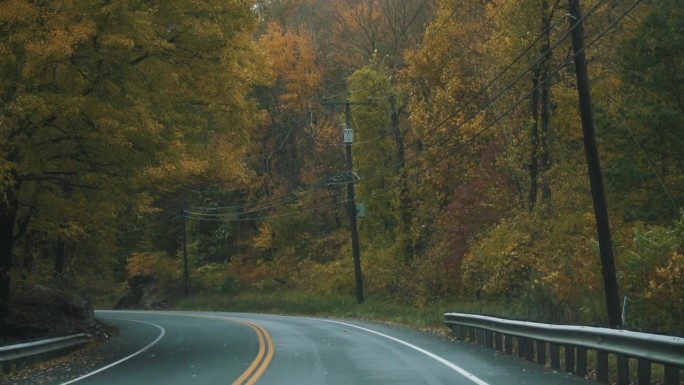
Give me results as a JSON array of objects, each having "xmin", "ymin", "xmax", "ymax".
[
  {"xmin": 173, "ymin": 290, "xmax": 684, "ymax": 384},
  {"xmin": 173, "ymin": 290, "xmax": 510, "ymax": 331}
]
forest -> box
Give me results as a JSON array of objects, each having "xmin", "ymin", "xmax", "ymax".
[{"xmin": 1, "ymin": 0, "xmax": 682, "ymax": 336}]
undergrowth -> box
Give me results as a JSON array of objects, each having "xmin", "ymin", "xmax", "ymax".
[{"xmin": 173, "ymin": 290, "xmax": 514, "ymax": 331}]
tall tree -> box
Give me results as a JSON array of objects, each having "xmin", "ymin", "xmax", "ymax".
[
  {"xmin": 527, "ymin": 0, "xmax": 557, "ymax": 209},
  {"xmin": 601, "ymin": 0, "xmax": 683, "ymax": 222},
  {"xmin": 256, "ymin": 21, "xmax": 322, "ymax": 189},
  {"xmin": 256, "ymin": 0, "xmax": 435, "ymax": 94},
  {"xmin": 0, "ymin": 0, "xmax": 265, "ymax": 331}
]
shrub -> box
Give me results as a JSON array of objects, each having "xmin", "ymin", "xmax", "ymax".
[
  {"xmin": 126, "ymin": 251, "xmax": 181, "ymax": 291},
  {"xmin": 620, "ymin": 215, "xmax": 684, "ymax": 333}
]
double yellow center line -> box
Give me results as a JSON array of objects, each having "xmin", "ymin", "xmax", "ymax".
[
  {"xmin": 184, "ymin": 313, "xmax": 274, "ymax": 385},
  {"xmin": 232, "ymin": 321, "xmax": 274, "ymax": 385}
]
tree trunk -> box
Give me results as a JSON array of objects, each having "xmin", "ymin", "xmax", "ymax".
[
  {"xmin": 530, "ymin": 0, "xmax": 554, "ymax": 209},
  {"xmin": 529, "ymin": 66, "xmax": 540, "ymax": 211},
  {"xmin": 390, "ymin": 96, "xmax": 414, "ymax": 263},
  {"xmin": 540, "ymin": 0, "xmax": 553, "ymax": 201},
  {"xmin": 0, "ymin": 189, "xmax": 18, "ymax": 334}
]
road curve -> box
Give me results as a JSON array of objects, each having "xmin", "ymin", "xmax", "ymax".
[{"xmin": 29, "ymin": 310, "xmax": 594, "ymax": 385}]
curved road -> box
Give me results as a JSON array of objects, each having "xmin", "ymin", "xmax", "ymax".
[{"xmin": 42, "ymin": 310, "xmax": 593, "ymax": 384}]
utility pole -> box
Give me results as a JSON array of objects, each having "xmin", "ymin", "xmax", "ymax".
[
  {"xmin": 568, "ymin": 0, "xmax": 621, "ymax": 328},
  {"xmin": 344, "ymin": 101, "xmax": 364, "ymax": 304},
  {"xmin": 323, "ymin": 99, "xmax": 369, "ymax": 304},
  {"xmin": 181, "ymin": 207, "xmax": 189, "ymax": 295}
]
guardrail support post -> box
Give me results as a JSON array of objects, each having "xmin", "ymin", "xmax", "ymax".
[
  {"xmin": 494, "ymin": 332, "xmax": 502, "ymax": 351},
  {"xmin": 565, "ymin": 346, "xmax": 575, "ymax": 373},
  {"xmin": 663, "ymin": 366, "xmax": 680, "ymax": 385},
  {"xmin": 458, "ymin": 325, "xmax": 467, "ymax": 341},
  {"xmin": 504, "ymin": 334, "xmax": 513, "ymax": 355},
  {"xmin": 597, "ymin": 351, "xmax": 609, "ymax": 383},
  {"xmin": 485, "ymin": 330, "xmax": 493, "ymax": 348},
  {"xmin": 537, "ymin": 341, "xmax": 547, "ymax": 366},
  {"xmin": 617, "ymin": 355, "xmax": 630, "ymax": 385},
  {"xmin": 550, "ymin": 343, "xmax": 560, "ymax": 370},
  {"xmin": 525, "ymin": 339, "xmax": 534, "ymax": 361},
  {"xmin": 469, "ymin": 327, "xmax": 476, "ymax": 343},
  {"xmin": 518, "ymin": 337, "xmax": 527, "ymax": 359},
  {"xmin": 576, "ymin": 347, "xmax": 587, "ymax": 377},
  {"xmin": 637, "ymin": 359, "xmax": 650, "ymax": 385}
]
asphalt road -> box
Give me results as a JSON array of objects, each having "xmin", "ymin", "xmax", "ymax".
[{"xmin": 43, "ymin": 310, "xmax": 594, "ymax": 384}]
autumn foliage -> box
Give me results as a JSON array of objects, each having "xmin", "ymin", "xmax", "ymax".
[{"xmin": 2, "ymin": 0, "xmax": 683, "ymax": 335}]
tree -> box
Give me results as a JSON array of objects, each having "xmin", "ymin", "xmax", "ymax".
[
  {"xmin": 399, "ymin": 0, "xmax": 508, "ymax": 278},
  {"xmin": 0, "ymin": 0, "xmax": 265, "ymax": 332},
  {"xmin": 256, "ymin": 0, "xmax": 435, "ymax": 94},
  {"xmin": 255, "ymin": 21, "xmax": 322, "ymax": 189},
  {"xmin": 328, "ymin": 0, "xmax": 435, "ymax": 69},
  {"xmin": 600, "ymin": 0, "xmax": 684, "ymax": 222}
]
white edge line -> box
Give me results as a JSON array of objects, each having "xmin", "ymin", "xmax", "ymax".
[
  {"xmin": 59, "ymin": 318, "xmax": 166, "ymax": 385},
  {"xmin": 320, "ymin": 319, "xmax": 490, "ymax": 385}
]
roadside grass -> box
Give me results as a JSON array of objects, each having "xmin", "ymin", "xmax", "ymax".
[
  {"xmin": 173, "ymin": 290, "xmax": 509, "ymax": 332},
  {"xmin": 173, "ymin": 292, "xmax": 674, "ymax": 384}
]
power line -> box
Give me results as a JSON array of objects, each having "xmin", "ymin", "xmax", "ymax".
[
  {"xmin": 182, "ymin": 198, "xmax": 345, "ymax": 223},
  {"xmin": 402, "ymin": 0, "xmax": 606, "ymax": 149},
  {"xmin": 346, "ymin": 1, "xmax": 600, "ymax": 182},
  {"xmin": 357, "ymin": 66, "xmax": 550, "ymax": 203},
  {"xmin": 221, "ymin": 0, "xmax": 623, "ymax": 220},
  {"xmin": 154, "ymin": 0, "xmax": 642, "ymax": 227},
  {"xmin": 346, "ymin": 0, "xmax": 612, "ymax": 189},
  {"xmin": 121, "ymin": 213, "xmax": 179, "ymax": 233},
  {"xmin": 354, "ymin": 0, "xmax": 644, "ymax": 202},
  {"xmin": 338, "ymin": 3, "xmax": 577, "ymax": 186}
]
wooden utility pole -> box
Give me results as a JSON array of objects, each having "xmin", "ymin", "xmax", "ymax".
[
  {"xmin": 344, "ymin": 102, "xmax": 364, "ymax": 304},
  {"xmin": 323, "ymin": 99, "xmax": 368, "ymax": 304},
  {"xmin": 568, "ymin": 0, "xmax": 621, "ymax": 328}
]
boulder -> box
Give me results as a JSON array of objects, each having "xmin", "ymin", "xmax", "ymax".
[{"xmin": 7, "ymin": 285, "xmax": 96, "ymax": 342}]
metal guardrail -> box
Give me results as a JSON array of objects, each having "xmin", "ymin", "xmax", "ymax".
[
  {"xmin": 0, "ymin": 333, "xmax": 89, "ymax": 370},
  {"xmin": 444, "ymin": 313, "xmax": 684, "ymax": 385}
]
